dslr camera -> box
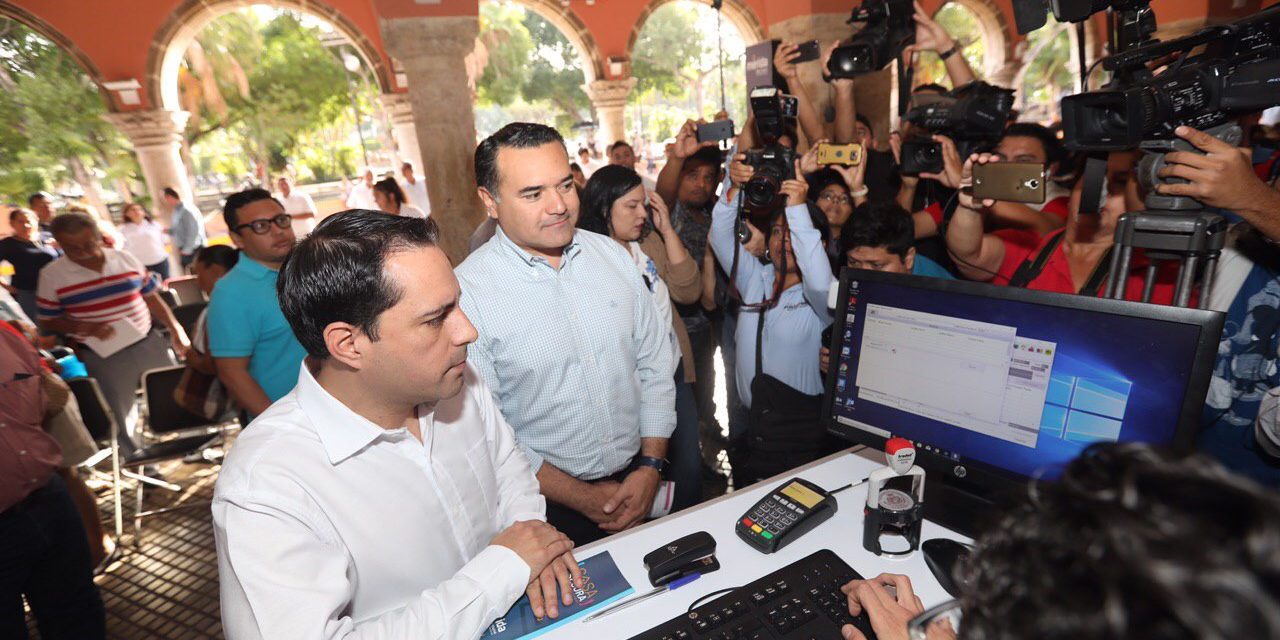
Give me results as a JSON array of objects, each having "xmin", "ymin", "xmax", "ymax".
[
  {"xmin": 1061, "ymin": 4, "xmax": 1280, "ymax": 152},
  {"xmin": 827, "ymin": 0, "xmax": 916, "ymax": 79},
  {"xmin": 899, "ymin": 81, "xmax": 1015, "ymax": 174},
  {"xmin": 742, "ymin": 87, "xmax": 798, "ymax": 209}
]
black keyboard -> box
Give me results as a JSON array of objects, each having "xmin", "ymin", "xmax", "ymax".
[{"xmin": 628, "ymin": 549, "xmax": 876, "ymax": 640}]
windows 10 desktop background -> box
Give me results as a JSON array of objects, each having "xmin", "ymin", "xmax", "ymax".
[{"xmin": 830, "ymin": 279, "xmax": 1205, "ymax": 479}]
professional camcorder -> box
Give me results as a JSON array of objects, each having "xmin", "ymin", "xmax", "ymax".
[
  {"xmin": 827, "ymin": 0, "xmax": 915, "ymax": 79},
  {"xmin": 743, "ymin": 87, "xmax": 799, "ymax": 208},
  {"xmin": 899, "ymin": 81, "xmax": 1015, "ymax": 174},
  {"xmin": 1061, "ymin": 5, "xmax": 1280, "ymax": 152}
]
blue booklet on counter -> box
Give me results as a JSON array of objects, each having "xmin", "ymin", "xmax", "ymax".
[{"xmin": 482, "ymin": 550, "xmax": 633, "ymax": 639}]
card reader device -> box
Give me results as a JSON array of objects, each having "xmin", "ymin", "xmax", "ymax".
[{"xmin": 736, "ymin": 477, "xmax": 838, "ymax": 553}]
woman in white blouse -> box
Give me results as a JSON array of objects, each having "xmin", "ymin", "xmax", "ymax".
[
  {"xmin": 372, "ymin": 177, "xmax": 427, "ymax": 219},
  {"xmin": 119, "ymin": 202, "xmax": 172, "ymax": 281}
]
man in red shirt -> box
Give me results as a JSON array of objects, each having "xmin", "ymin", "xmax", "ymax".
[
  {"xmin": 0, "ymin": 321, "xmax": 105, "ymax": 639},
  {"xmin": 946, "ymin": 150, "xmax": 1184, "ymax": 304}
]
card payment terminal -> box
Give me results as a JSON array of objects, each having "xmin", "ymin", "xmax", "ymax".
[{"xmin": 736, "ymin": 477, "xmax": 838, "ymax": 553}]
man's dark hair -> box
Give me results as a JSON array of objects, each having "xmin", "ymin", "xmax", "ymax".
[
  {"xmin": 960, "ymin": 443, "xmax": 1280, "ymax": 640},
  {"xmin": 27, "ymin": 192, "xmax": 49, "ymax": 207},
  {"xmin": 277, "ymin": 210, "xmax": 440, "ymax": 359},
  {"xmin": 195, "ymin": 244, "xmax": 239, "ymax": 272},
  {"xmin": 1003, "ymin": 122, "xmax": 1066, "ymax": 168},
  {"xmin": 162, "ymin": 187, "xmax": 180, "ymax": 200},
  {"xmin": 608, "ymin": 140, "xmax": 632, "ymax": 154},
  {"xmin": 806, "ymin": 168, "xmax": 849, "ymax": 204},
  {"xmin": 222, "ymin": 188, "xmax": 279, "ymax": 231},
  {"xmin": 683, "ymin": 146, "xmax": 724, "ymax": 173},
  {"xmin": 913, "ymin": 82, "xmax": 948, "ymax": 95},
  {"xmin": 577, "ymin": 165, "xmax": 644, "ymax": 238},
  {"xmin": 838, "ymin": 201, "xmax": 914, "ymax": 260},
  {"xmin": 48, "ymin": 211, "xmax": 97, "ymax": 237},
  {"xmin": 855, "ymin": 113, "xmax": 874, "ymax": 137},
  {"xmin": 8, "ymin": 208, "xmax": 34, "ymax": 223},
  {"xmin": 474, "ymin": 122, "xmax": 566, "ymax": 196}
]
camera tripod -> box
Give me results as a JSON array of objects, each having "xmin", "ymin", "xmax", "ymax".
[{"xmin": 1102, "ymin": 123, "xmax": 1241, "ymax": 308}]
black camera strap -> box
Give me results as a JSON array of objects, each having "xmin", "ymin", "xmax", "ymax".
[{"xmin": 1008, "ymin": 230, "xmax": 1114, "ymax": 296}]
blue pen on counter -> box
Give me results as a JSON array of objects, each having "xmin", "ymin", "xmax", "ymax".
[{"xmin": 583, "ymin": 573, "xmax": 702, "ymax": 623}]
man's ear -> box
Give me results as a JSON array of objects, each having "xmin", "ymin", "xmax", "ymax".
[
  {"xmin": 323, "ymin": 322, "xmax": 365, "ymax": 370},
  {"xmin": 477, "ymin": 187, "xmax": 500, "ymax": 221}
]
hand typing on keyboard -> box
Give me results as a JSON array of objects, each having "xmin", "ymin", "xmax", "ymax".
[{"xmin": 839, "ymin": 574, "xmax": 924, "ymax": 640}]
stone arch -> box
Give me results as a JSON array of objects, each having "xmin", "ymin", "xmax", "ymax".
[
  {"xmin": 146, "ymin": 0, "xmax": 393, "ymax": 113},
  {"xmin": 502, "ymin": 0, "xmax": 606, "ymax": 83},
  {"xmin": 626, "ymin": 0, "xmax": 767, "ymax": 62},
  {"xmin": 0, "ymin": 1, "xmax": 112, "ymax": 106},
  {"xmin": 937, "ymin": 0, "xmax": 1014, "ymax": 84}
]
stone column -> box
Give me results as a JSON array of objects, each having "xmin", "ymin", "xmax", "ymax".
[
  {"xmin": 584, "ymin": 78, "xmax": 637, "ymax": 148},
  {"xmin": 379, "ymin": 93, "xmax": 425, "ymax": 174},
  {"xmin": 104, "ymin": 109, "xmax": 194, "ymax": 221},
  {"xmin": 382, "ymin": 16, "xmax": 482, "ymax": 263}
]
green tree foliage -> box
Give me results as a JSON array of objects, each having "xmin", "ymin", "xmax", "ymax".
[
  {"xmin": 476, "ymin": 2, "xmax": 589, "ymax": 133},
  {"xmin": 0, "ymin": 18, "xmax": 135, "ymax": 204},
  {"xmin": 1019, "ymin": 16, "xmax": 1076, "ymax": 121},
  {"xmin": 182, "ymin": 11, "xmax": 366, "ymax": 176}
]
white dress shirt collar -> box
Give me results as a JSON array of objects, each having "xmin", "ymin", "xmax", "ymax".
[{"xmin": 294, "ymin": 361, "xmax": 416, "ymax": 464}]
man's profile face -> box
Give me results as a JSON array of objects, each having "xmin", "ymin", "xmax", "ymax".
[
  {"xmin": 609, "ymin": 144, "xmax": 637, "ymax": 169},
  {"xmin": 56, "ymin": 228, "xmax": 105, "ymax": 270},
  {"xmin": 847, "ymin": 246, "xmax": 912, "ymax": 274},
  {"xmin": 230, "ymin": 198, "xmax": 296, "ymax": 264},
  {"xmin": 361, "ymin": 245, "xmax": 477, "ymax": 404},
  {"xmin": 30, "ymin": 197, "xmax": 52, "ymax": 222},
  {"xmin": 677, "ymin": 161, "xmax": 718, "ymax": 209},
  {"xmin": 480, "ymin": 142, "xmax": 579, "ymax": 260}
]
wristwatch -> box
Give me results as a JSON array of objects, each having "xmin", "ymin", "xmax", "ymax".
[
  {"xmin": 938, "ymin": 43, "xmax": 961, "ymax": 61},
  {"xmin": 633, "ymin": 456, "xmax": 669, "ymax": 474}
]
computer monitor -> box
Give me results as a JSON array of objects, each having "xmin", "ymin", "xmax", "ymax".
[{"xmin": 823, "ymin": 270, "xmax": 1224, "ymax": 535}]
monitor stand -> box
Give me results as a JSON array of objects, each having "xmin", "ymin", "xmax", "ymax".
[{"xmin": 922, "ymin": 479, "xmax": 998, "ymax": 540}]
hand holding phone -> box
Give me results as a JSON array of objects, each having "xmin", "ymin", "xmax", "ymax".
[
  {"xmin": 972, "ymin": 162, "xmax": 1048, "ymax": 204},
  {"xmin": 696, "ymin": 119, "xmax": 736, "ymax": 144},
  {"xmin": 816, "ymin": 143, "xmax": 863, "ymax": 166}
]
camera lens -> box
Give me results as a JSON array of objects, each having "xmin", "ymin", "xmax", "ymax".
[{"xmin": 744, "ymin": 176, "xmax": 780, "ymax": 207}]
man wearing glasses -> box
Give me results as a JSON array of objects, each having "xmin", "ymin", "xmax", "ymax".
[{"xmin": 206, "ymin": 189, "xmax": 306, "ymax": 418}]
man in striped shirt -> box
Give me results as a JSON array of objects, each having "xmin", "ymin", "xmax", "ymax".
[{"xmin": 36, "ymin": 212, "xmax": 189, "ymax": 454}]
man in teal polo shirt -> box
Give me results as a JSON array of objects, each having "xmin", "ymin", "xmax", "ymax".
[{"xmin": 207, "ymin": 189, "xmax": 307, "ymax": 418}]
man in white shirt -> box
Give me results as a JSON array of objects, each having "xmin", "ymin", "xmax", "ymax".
[
  {"xmin": 345, "ymin": 168, "xmax": 379, "ymax": 210},
  {"xmin": 398, "ymin": 162, "xmax": 432, "ymax": 216},
  {"xmin": 276, "ymin": 176, "xmax": 318, "ymax": 238},
  {"xmin": 213, "ymin": 211, "xmax": 582, "ymax": 639}
]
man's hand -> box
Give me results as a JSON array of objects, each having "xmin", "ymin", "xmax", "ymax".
[
  {"xmin": 840, "ymin": 574, "xmax": 924, "ymax": 640},
  {"xmin": 742, "ymin": 221, "xmax": 767, "ymax": 258},
  {"xmin": 600, "ymin": 468, "xmax": 660, "ymax": 532},
  {"xmin": 673, "ymin": 119, "xmax": 717, "ymax": 160},
  {"xmin": 1156, "ymin": 125, "xmax": 1279, "ymax": 213},
  {"xmin": 80, "ymin": 321, "xmax": 115, "ymax": 340},
  {"xmin": 773, "ymin": 41, "xmax": 802, "ymax": 80},
  {"xmin": 781, "ymin": 160, "xmax": 810, "ymax": 208},
  {"xmin": 821, "ymin": 40, "xmax": 852, "ymax": 88},
  {"xmin": 957, "ymin": 153, "xmax": 1000, "ymax": 210},
  {"xmin": 729, "ymin": 152, "xmax": 754, "ymax": 187},
  {"xmin": 491, "ymin": 520, "xmax": 575, "ymax": 584},
  {"xmin": 525, "ymin": 549, "xmax": 584, "ymax": 620},
  {"xmin": 904, "ymin": 0, "xmax": 956, "ymax": 57},
  {"xmin": 572, "ymin": 480, "xmax": 621, "ymax": 524},
  {"xmin": 801, "ymin": 139, "xmax": 826, "ymax": 175},
  {"xmin": 920, "ymin": 135, "xmax": 962, "ymax": 189}
]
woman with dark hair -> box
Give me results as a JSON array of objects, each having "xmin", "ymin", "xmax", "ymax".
[
  {"xmin": 372, "ymin": 177, "xmax": 427, "ymax": 219},
  {"xmin": 179, "ymin": 244, "xmax": 241, "ymax": 419},
  {"xmin": 578, "ymin": 164, "xmax": 704, "ymax": 512},
  {"xmin": 119, "ymin": 202, "xmax": 171, "ymax": 281},
  {"xmin": 806, "ymin": 152, "xmax": 868, "ymax": 268},
  {"xmin": 0, "ymin": 208, "xmax": 58, "ymax": 322}
]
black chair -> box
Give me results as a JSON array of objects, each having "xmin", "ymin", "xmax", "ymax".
[
  {"xmin": 68, "ymin": 374, "xmax": 227, "ymax": 544},
  {"xmin": 166, "ymin": 276, "xmax": 206, "ymax": 306},
  {"xmin": 171, "ymin": 302, "xmax": 207, "ymax": 339}
]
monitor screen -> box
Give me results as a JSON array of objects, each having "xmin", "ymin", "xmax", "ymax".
[{"xmin": 825, "ymin": 271, "xmax": 1223, "ymax": 482}]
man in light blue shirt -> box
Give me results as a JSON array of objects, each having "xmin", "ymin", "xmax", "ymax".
[
  {"xmin": 166, "ymin": 187, "xmax": 206, "ymax": 270},
  {"xmin": 207, "ymin": 188, "xmax": 306, "ymax": 418},
  {"xmin": 456, "ymin": 122, "xmax": 676, "ymax": 545}
]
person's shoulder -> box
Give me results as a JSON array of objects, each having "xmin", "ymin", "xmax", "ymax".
[
  {"xmin": 456, "ymin": 233, "xmax": 503, "ymax": 279},
  {"xmin": 575, "ymin": 228, "xmax": 630, "ymax": 262},
  {"xmin": 214, "ymin": 396, "xmax": 327, "ymax": 495},
  {"xmin": 912, "ymin": 255, "xmax": 954, "ymax": 280}
]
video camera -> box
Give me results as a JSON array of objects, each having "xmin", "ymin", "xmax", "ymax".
[
  {"xmin": 827, "ymin": 0, "xmax": 916, "ymax": 79},
  {"xmin": 1061, "ymin": 5, "xmax": 1280, "ymax": 152},
  {"xmin": 743, "ymin": 87, "xmax": 799, "ymax": 208},
  {"xmin": 899, "ymin": 81, "xmax": 1015, "ymax": 174}
]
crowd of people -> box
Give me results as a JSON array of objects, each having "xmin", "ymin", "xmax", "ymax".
[{"xmin": 7, "ymin": 3, "xmax": 1280, "ymax": 637}]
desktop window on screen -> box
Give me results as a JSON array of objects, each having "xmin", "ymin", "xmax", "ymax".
[{"xmin": 830, "ymin": 277, "xmax": 1203, "ymax": 479}]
